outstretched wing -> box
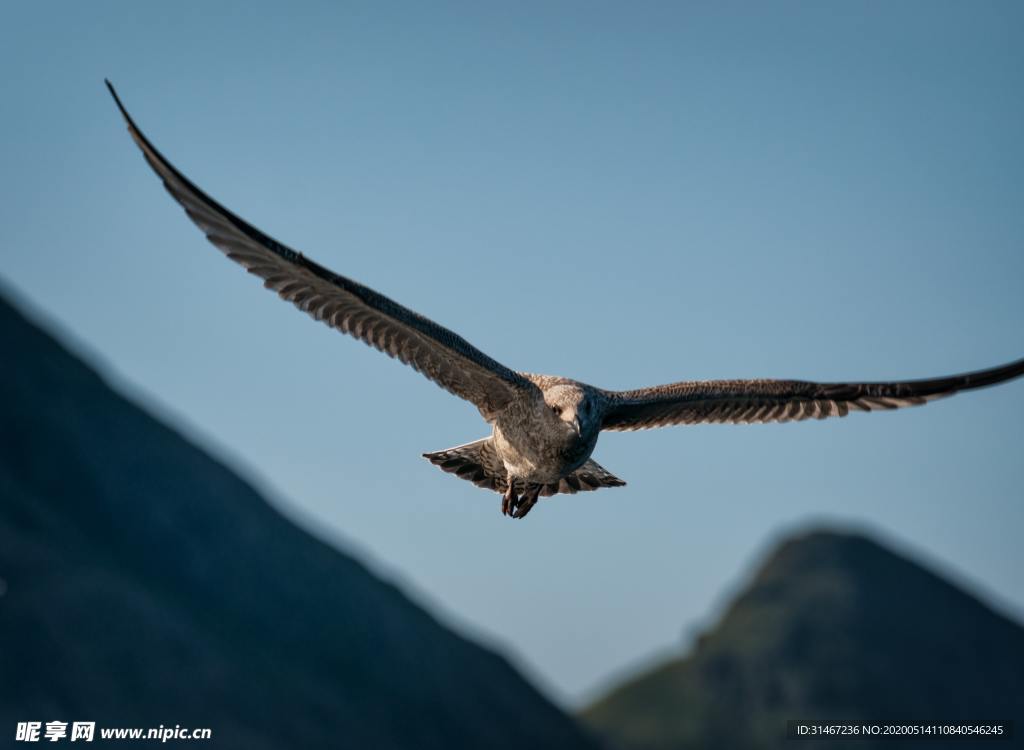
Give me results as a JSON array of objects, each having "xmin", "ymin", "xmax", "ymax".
[
  {"xmin": 106, "ymin": 81, "xmax": 532, "ymax": 420},
  {"xmin": 600, "ymin": 358, "xmax": 1024, "ymax": 431}
]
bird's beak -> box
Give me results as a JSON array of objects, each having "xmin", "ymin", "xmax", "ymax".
[{"xmin": 572, "ymin": 416, "xmax": 581, "ymax": 436}]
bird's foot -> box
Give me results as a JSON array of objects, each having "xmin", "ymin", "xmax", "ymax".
[
  {"xmin": 501, "ymin": 484, "xmax": 518, "ymax": 516},
  {"xmin": 512, "ymin": 486, "xmax": 540, "ymax": 520},
  {"xmin": 509, "ymin": 495, "xmax": 536, "ymax": 518}
]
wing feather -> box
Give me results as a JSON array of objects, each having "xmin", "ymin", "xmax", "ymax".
[
  {"xmin": 600, "ymin": 358, "xmax": 1024, "ymax": 431},
  {"xmin": 106, "ymin": 81, "xmax": 531, "ymax": 420}
]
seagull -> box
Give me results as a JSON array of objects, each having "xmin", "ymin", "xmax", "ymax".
[{"xmin": 106, "ymin": 81, "xmax": 1024, "ymax": 520}]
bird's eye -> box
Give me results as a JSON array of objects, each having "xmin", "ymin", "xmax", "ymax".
[{"xmin": 551, "ymin": 405, "xmax": 562, "ymax": 416}]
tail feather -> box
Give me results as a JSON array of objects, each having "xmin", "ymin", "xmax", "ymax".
[
  {"xmin": 423, "ymin": 438, "xmax": 626, "ymax": 497},
  {"xmin": 541, "ymin": 462, "xmax": 626, "ymax": 497},
  {"xmin": 424, "ymin": 438, "xmax": 504, "ymax": 492}
]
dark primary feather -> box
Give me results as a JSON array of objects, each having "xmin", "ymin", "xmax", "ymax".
[
  {"xmin": 105, "ymin": 81, "xmax": 532, "ymax": 421},
  {"xmin": 600, "ymin": 357, "xmax": 1024, "ymax": 431}
]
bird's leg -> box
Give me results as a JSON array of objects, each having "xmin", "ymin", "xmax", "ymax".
[
  {"xmin": 501, "ymin": 480, "xmax": 519, "ymax": 517},
  {"xmin": 512, "ymin": 484, "xmax": 541, "ymax": 520}
]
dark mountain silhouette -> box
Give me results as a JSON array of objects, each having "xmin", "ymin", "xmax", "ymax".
[
  {"xmin": 582, "ymin": 529, "xmax": 1023, "ymax": 750},
  {"xmin": 0, "ymin": 290, "xmax": 597, "ymax": 749}
]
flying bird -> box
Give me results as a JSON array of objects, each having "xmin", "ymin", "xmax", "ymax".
[{"xmin": 106, "ymin": 81, "xmax": 1024, "ymax": 520}]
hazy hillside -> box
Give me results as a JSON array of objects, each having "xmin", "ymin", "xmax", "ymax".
[
  {"xmin": 0, "ymin": 290, "xmax": 598, "ymax": 749},
  {"xmin": 582, "ymin": 529, "xmax": 1024, "ymax": 750}
]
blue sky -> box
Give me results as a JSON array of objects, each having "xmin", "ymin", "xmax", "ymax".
[{"xmin": 3, "ymin": 2, "xmax": 1023, "ymax": 704}]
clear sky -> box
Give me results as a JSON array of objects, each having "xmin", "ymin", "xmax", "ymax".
[{"xmin": 3, "ymin": 2, "xmax": 1023, "ymax": 705}]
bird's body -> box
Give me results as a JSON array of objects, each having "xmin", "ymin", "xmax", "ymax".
[
  {"xmin": 477, "ymin": 378, "xmax": 605, "ymax": 517},
  {"xmin": 106, "ymin": 81, "xmax": 1024, "ymax": 519},
  {"xmin": 495, "ymin": 378, "xmax": 597, "ymax": 482},
  {"xmin": 422, "ymin": 378, "xmax": 622, "ymax": 517}
]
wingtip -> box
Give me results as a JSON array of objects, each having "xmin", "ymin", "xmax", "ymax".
[{"xmin": 104, "ymin": 79, "xmax": 133, "ymax": 125}]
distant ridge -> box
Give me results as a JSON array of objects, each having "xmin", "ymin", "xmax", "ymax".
[
  {"xmin": 582, "ymin": 528, "xmax": 1024, "ymax": 750},
  {"xmin": 0, "ymin": 289, "xmax": 598, "ymax": 749}
]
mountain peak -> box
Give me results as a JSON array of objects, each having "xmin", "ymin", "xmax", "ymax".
[{"xmin": 584, "ymin": 526, "xmax": 1024, "ymax": 749}]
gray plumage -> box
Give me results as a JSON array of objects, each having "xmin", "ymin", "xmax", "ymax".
[{"xmin": 107, "ymin": 81, "xmax": 1024, "ymax": 520}]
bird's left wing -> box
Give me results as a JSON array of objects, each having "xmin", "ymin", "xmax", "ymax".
[
  {"xmin": 106, "ymin": 81, "xmax": 533, "ymax": 420},
  {"xmin": 599, "ymin": 358, "xmax": 1024, "ymax": 431}
]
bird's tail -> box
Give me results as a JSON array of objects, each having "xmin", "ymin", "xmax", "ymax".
[
  {"xmin": 423, "ymin": 438, "xmax": 626, "ymax": 497},
  {"xmin": 423, "ymin": 438, "xmax": 506, "ymax": 492}
]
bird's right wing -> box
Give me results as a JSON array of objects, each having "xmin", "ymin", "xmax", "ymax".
[
  {"xmin": 106, "ymin": 81, "xmax": 533, "ymax": 420},
  {"xmin": 599, "ymin": 358, "xmax": 1024, "ymax": 431}
]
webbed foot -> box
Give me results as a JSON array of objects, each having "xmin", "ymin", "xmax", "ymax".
[
  {"xmin": 501, "ymin": 484, "xmax": 518, "ymax": 516},
  {"xmin": 512, "ymin": 485, "xmax": 541, "ymax": 519}
]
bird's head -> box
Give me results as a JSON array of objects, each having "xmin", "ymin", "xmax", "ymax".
[{"xmin": 543, "ymin": 384, "xmax": 596, "ymax": 438}]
